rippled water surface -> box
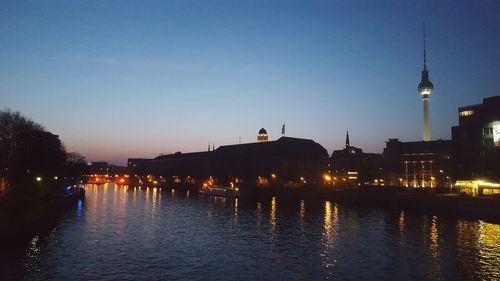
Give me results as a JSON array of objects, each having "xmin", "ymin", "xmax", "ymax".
[{"xmin": 3, "ymin": 184, "xmax": 500, "ymax": 280}]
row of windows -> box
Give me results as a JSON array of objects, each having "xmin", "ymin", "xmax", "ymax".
[
  {"xmin": 459, "ymin": 110, "xmax": 474, "ymax": 117},
  {"xmin": 483, "ymin": 127, "xmax": 493, "ymax": 135}
]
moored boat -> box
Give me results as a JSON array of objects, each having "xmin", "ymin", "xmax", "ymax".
[{"xmin": 199, "ymin": 186, "xmax": 240, "ymax": 197}]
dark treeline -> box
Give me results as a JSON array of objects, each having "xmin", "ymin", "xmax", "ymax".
[{"xmin": 0, "ymin": 109, "xmax": 87, "ymax": 241}]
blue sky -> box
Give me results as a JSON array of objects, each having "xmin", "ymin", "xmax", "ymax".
[{"xmin": 1, "ymin": 0, "xmax": 499, "ymax": 165}]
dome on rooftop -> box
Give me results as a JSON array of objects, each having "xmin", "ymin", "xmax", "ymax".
[{"xmin": 259, "ymin": 128, "xmax": 267, "ymax": 135}]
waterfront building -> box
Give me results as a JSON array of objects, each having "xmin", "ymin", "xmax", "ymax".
[
  {"xmin": 383, "ymin": 139, "xmax": 452, "ymax": 188},
  {"xmin": 88, "ymin": 162, "xmax": 125, "ymax": 176},
  {"xmin": 212, "ymin": 136, "xmax": 328, "ymax": 185},
  {"xmin": 418, "ymin": 23, "xmax": 434, "ymax": 142},
  {"xmin": 330, "ymin": 131, "xmax": 383, "ymax": 186},
  {"xmin": 127, "ymin": 158, "xmax": 154, "ymax": 176},
  {"xmin": 452, "ymin": 96, "xmax": 500, "ymax": 182},
  {"xmin": 127, "ymin": 134, "xmax": 329, "ymax": 187},
  {"xmin": 257, "ymin": 128, "xmax": 268, "ymax": 142}
]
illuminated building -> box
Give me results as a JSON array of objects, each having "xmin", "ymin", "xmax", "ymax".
[
  {"xmin": 383, "ymin": 139, "xmax": 452, "ymax": 188},
  {"xmin": 417, "ymin": 23, "xmax": 434, "ymax": 142},
  {"xmin": 454, "ymin": 180, "xmax": 500, "ymax": 196},
  {"xmin": 452, "ymin": 96, "xmax": 500, "ymax": 181},
  {"xmin": 257, "ymin": 128, "xmax": 268, "ymax": 142},
  {"xmin": 330, "ymin": 131, "xmax": 383, "ymax": 186}
]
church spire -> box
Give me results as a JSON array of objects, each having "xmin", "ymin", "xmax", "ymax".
[{"xmin": 345, "ymin": 130, "xmax": 350, "ymax": 148}]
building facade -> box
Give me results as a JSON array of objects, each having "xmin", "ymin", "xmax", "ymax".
[
  {"xmin": 452, "ymin": 96, "xmax": 500, "ymax": 181},
  {"xmin": 330, "ymin": 132, "xmax": 383, "ymax": 186},
  {"xmin": 383, "ymin": 139, "xmax": 452, "ymax": 187},
  {"xmin": 128, "ymin": 135, "xmax": 329, "ymax": 187}
]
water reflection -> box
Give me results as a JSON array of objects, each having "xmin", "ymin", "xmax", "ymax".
[
  {"xmin": 256, "ymin": 202, "xmax": 262, "ymax": 227},
  {"xmin": 299, "ymin": 200, "xmax": 305, "ymax": 236},
  {"xmin": 270, "ymin": 197, "xmax": 277, "ymax": 232},
  {"xmin": 299, "ymin": 200, "xmax": 305, "ymax": 221},
  {"xmin": 323, "ymin": 201, "xmax": 338, "ymax": 246},
  {"xmin": 322, "ymin": 201, "xmax": 339, "ymax": 271},
  {"xmin": 429, "ymin": 215, "xmax": 439, "ymax": 259},
  {"xmin": 398, "ymin": 210, "xmax": 405, "ymax": 233},
  {"xmin": 9, "ymin": 184, "xmax": 500, "ymax": 281},
  {"xmin": 76, "ymin": 200, "xmax": 83, "ymax": 217},
  {"xmin": 234, "ymin": 198, "xmax": 238, "ymax": 217},
  {"xmin": 152, "ymin": 187, "xmax": 158, "ymax": 216}
]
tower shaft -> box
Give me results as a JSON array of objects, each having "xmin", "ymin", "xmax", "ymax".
[{"xmin": 423, "ymin": 98, "xmax": 430, "ymax": 141}]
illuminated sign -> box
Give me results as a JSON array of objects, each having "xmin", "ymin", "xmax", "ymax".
[{"xmin": 494, "ymin": 124, "xmax": 500, "ymax": 147}]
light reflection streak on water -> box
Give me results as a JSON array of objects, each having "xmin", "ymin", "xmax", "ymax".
[
  {"xmin": 102, "ymin": 183, "xmax": 108, "ymax": 210},
  {"xmin": 299, "ymin": 200, "xmax": 305, "ymax": 236},
  {"xmin": 76, "ymin": 200, "xmax": 83, "ymax": 217},
  {"xmin": 399, "ymin": 210, "xmax": 405, "ymax": 233},
  {"xmin": 213, "ymin": 196, "xmax": 226, "ymax": 206},
  {"xmin": 429, "ymin": 215, "xmax": 439, "ymax": 259},
  {"xmin": 152, "ymin": 187, "xmax": 158, "ymax": 216},
  {"xmin": 398, "ymin": 210, "xmax": 407, "ymax": 252},
  {"xmin": 92, "ymin": 185, "xmax": 98, "ymax": 214},
  {"xmin": 145, "ymin": 187, "xmax": 150, "ymax": 217},
  {"xmin": 299, "ymin": 200, "xmax": 305, "ymax": 221},
  {"xmin": 270, "ymin": 197, "xmax": 277, "ymax": 232},
  {"xmin": 256, "ymin": 202, "xmax": 262, "ymax": 227},
  {"xmin": 234, "ymin": 198, "xmax": 238, "ymax": 217},
  {"xmin": 24, "ymin": 236, "xmax": 41, "ymax": 274},
  {"xmin": 186, "ymin": 190, "xmax": 190, "ymax": 198},
  {"xmin": 133, "ymin": 186, "xmax": 137, "ymax": 205},
  {"xmin": 158, "ymin": 187, "xmax": 162, "ymax": 206},
  {"xmin": 322, "ymin": 201, "xmax": 338, "ymax": 270},
  {"xmin": 477, "ymin": 221, "xmax": 500, "ymax": 279}
]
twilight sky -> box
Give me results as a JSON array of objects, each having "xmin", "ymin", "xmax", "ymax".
[{"xmin": 1, "ymin": 0, "xmax": 499, "ymax": 165}]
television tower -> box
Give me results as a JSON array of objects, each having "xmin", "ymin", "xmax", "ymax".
[{"xmin": 417, "ymin": 22, "xmax": 434, "ymax": 141}]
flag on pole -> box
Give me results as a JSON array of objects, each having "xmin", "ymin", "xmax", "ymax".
[{"xmin": 281, "ymin": 123, "xmax": 285, "ymax": 135}]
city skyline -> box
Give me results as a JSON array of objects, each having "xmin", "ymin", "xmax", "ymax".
[{"xmin": 2, "ymin": 1, "xmax": 499, "ymax": 165}]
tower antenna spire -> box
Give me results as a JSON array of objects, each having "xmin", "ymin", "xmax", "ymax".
[{"xmin": 423, "ymin": 21, "xmax": 427, "ymax": 71}]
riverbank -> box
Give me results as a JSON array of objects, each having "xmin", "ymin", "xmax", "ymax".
[{"xmin": 0, "ymin": 184, "xmax": 84, "ymax": 246}]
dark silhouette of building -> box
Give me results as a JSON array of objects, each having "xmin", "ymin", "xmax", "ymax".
[
  {"xmin": 212, "ymin": 136, "xmax": 328, "ymax": 185},
  {"xmin": 87, "ymin": 161, "xmax": 125, "ymax": 175},
  {"xmin": 452, "ymin": 96, "xmax": 500, "ymax": 181},
  {"xmin": 330, "ymin": 131, "xmax": 383, "ymax": 186},
  {"xmin": 127, "ymin": 135, "xmax": 329, "ymax": 187},
  {"xmin": 383, "ymin": 139, "xmax": 452, "ymax": 187}
]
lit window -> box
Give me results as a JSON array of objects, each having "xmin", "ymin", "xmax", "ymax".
[{"xmin": 459, "ymin": 110, "xmax": 474, "ymax": 117}]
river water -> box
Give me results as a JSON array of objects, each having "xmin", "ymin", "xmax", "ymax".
[{"xmin": 2, "ymin": 183, "xmax": 500, "ymax": 280}]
